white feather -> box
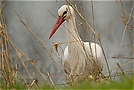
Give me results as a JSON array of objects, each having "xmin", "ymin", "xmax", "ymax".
[{"xmin": 57, "ymin": 5, "xmax": 103, "ymax": 79}]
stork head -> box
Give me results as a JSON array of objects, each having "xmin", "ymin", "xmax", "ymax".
[
  {"xmin": 58, "ymin": 5, "xmax": 75, "ymax": 20},
  {"xmin": 49, "ymin": 5, "xmax": 75, "ymax": 39}
]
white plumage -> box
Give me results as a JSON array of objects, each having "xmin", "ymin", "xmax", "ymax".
[{"xmin": 49, "ymin": 5, "xmax": 103, "ymax": 80}]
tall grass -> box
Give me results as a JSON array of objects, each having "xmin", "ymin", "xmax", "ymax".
[{"xmin": 0, "ymin": 0, "xmax": 133, "ymax": 89}]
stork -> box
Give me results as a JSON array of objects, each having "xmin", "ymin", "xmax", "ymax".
[{"xmin": 49, "ymin": 5, "xmax": 103, "ymax": 82}]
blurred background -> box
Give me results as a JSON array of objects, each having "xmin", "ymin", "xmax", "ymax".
[{"xmin": 2, "ymin": 0, "xmax": 133, "ymax": 85}]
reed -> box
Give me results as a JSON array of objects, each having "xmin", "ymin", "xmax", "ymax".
[{"xmin": 0, "ymin": 0, "xmax": 133, "ymax": 89}]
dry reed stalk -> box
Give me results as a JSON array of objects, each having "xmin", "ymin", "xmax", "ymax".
[
  {"xmin": 0, "ymin": 2, "xmax": 16, "ymax": 87},
  {"xmin": 0, "ymin": 2, "xmax": 34, "ymax": 88},
  {"xmin": 0, "ymin": 13, "xmax": 27, "ymax": 90},
  {"xmin": 10, "ymin": 5, "xmax": 70, "ymax": 88},
  {"xmin": 1, "ymin": 0, "xmax": 132, "ymax": 89},
  {"xmin": 117, "ymin": 63, "xmax": 125, "ymax": 75},
  {"xmin": 110, "ymin": 0, "xmax": 134, "ymax": 80},
  {"xmin": 28, "ymin": 79, "xmax": 38, "ymax": 90},
  {"xmin": 9, "ymin": 40, "xmax": 33, "ymax": 80},
  {"xmin": 46, "ymin": 72, "xmax": 56, "ymax": 89},
  {"xmin": 0, "ymin": 3, "xmax": 56, "ymax": 89},
  {"xmin": 68, "ymin": 0, "xmax": 133, "ymax": 83},
  {"xmin": 65, "ymin": 0, "xmax": 110, "ymax": 80},
  {"xmin": 116, "ymin": 2, "xmax": 133, "ymax": 57}
]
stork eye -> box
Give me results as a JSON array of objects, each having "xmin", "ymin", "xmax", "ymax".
[{"xmin": 63, "ymin": 11, "xmax": 67, "ymax": 16}]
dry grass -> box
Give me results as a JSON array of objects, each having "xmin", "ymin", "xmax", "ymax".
[{"xmin": 0, "ymin": 0, "xmax": 133, "ymax": 89}]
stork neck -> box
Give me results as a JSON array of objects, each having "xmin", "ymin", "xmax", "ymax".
[
  {"xmin": 65, "ymin": 17, "xmax": 83, "ymax": 53},
  {"xmin": 65, "ymin": 18, "xmax": 81, "ymax": 43}
]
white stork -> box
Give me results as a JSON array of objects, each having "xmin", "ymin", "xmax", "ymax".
[{"xmin": 49, "ymin": 5, "xmax": 103, "ymax": 81}]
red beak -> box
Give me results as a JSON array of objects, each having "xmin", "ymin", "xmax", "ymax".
[{"xmin": 49, "ymin": 16, "xmax": 65, "ymax": 39}]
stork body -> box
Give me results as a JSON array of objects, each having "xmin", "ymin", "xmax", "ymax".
[{"xmin": 49, "ymin": 5, "xmax": 103, "ymax": 80}]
